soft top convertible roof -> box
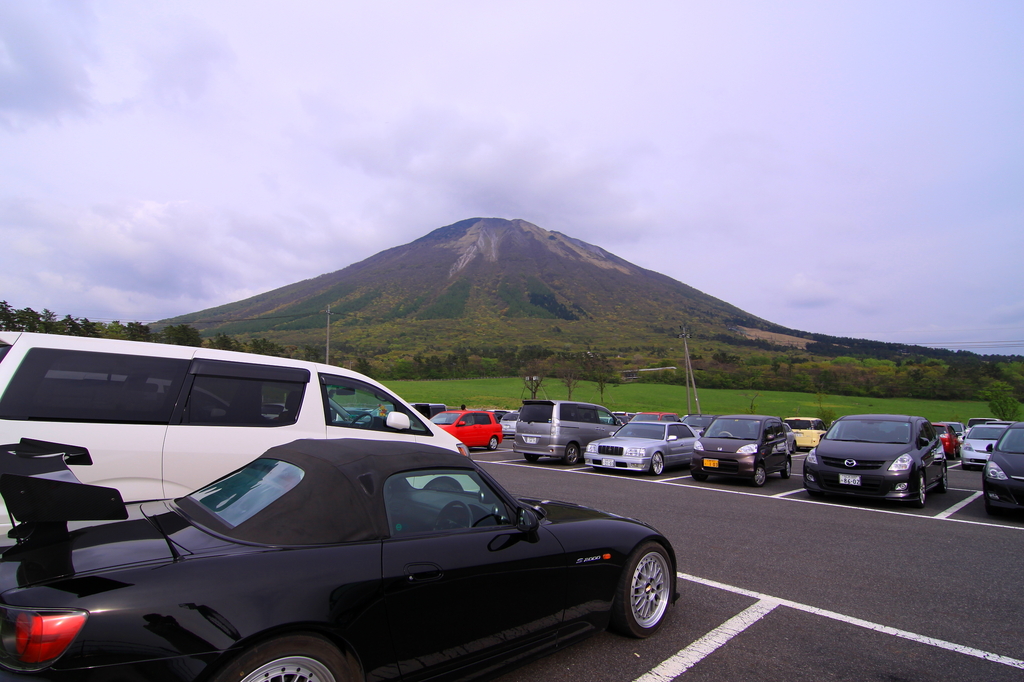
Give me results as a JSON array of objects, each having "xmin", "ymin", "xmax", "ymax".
[{"xmin": 176, "ymin": 438, "xmax": 476, "ymax": 546}]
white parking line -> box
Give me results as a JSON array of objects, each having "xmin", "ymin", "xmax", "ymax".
[
  {"xmin": 479, "ymin": 460, "xmax": 1024, "ymax": 531},
  {"xmin": 770, "ymin": 488, "xmax": 804, "ymax": 498},
  {"xmin": 676, "ymin": 573, "xmax": 1024, "ymax": 670},
  {"xmin": 632, "ymin": 599, "xmax": 780, "ymax": 682},
  {"xmin": 936, "ymin": 491, "xmax": 983, "ymax": 519}
]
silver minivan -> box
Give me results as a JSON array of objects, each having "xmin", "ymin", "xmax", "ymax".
[{"xmin": 513, "ymin": 399, "xmax": 620, "ymax": 464}]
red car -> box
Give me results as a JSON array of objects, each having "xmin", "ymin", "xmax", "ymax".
[
  {"xmin": 932, "ymin": 422, "xmax": 961, "ymax": 459},
  {"xmin": 430, "ymin": 410, "xmax": 503, "ymax": 450}
]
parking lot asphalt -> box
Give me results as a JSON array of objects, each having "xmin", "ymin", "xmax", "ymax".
[{"xmin": 471, "ymin": 443, "xmax": 1024, "ymax": 682}]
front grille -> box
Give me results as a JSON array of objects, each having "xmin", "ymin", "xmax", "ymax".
[
  {"xmin": 597, "ymin": 445, "xmax": 623, "ymax": 456},
  {"xmin": 821, "ymin": 456, "xmax": 886, "ymax": 470},
  {"xmin": 820, "ymin": 473, "xmax": 885, "ymax": 493}
]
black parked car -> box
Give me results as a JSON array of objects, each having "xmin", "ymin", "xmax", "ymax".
[
  {"xmin": 0, "ymin": 438, "xmax": 676, "ymax": 681},
  {"xmin": 690, "ymin": 415, "xmax": 792, "ymax": 486},
  {"xmin": 983, "ymin": 421, "xmax": 1024, "ymax": 515},
  {"xmin": 802, "ymin": 414, "xmax": 947, "ymax": 508}
]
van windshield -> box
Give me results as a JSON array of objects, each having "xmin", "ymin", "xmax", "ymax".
[{"xmin": 519, "ymin": 404, "xmax": 553, "ymax": 423}]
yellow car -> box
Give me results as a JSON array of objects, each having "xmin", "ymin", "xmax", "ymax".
[{"xmin": 783, "ymin": 417, "xmax": 828, "ymax": 450}]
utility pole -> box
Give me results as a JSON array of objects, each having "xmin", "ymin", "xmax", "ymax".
[
  {"xmin": 324, "ymin": 304, "xmax": 332, "ymax": 365},
  {"xmin": 681, "ymin": 326, "xmax": 701, "ymax": 414}
]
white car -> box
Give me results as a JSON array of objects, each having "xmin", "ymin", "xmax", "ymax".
[
  {"xmin": 500, "ymin": 411, "xmax": 519, "ymax": 439},
  {"xmin": 961, "ymin": 423, "xmax": 1010, "ymax": 470},
  {"xmin": 0, "ymin": 332, "xmax": 468, "ymax": 533}
]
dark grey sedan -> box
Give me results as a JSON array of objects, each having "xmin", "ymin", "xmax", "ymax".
[{"xmin": 586, "ymin": 422, "xmax": 699, "ymax": 475}]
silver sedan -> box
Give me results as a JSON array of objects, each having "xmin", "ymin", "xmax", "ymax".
[
  {"xmin": 586, "ymin": 422, "xmax": 699, "ymax": 475},
  {"xmin": 500, "ymin": 411, "xmax": 520, "ymax": 439}
]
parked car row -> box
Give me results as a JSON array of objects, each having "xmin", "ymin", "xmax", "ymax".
[
  {"xmin": 407, "ymin": 395, "xmax": 1012, "ymax": 516},
  {"xmin": 506, "ymin": 398, "xmax": 1017, "ymax": 513}
]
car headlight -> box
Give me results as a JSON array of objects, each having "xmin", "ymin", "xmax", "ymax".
[
  {"xmin": 805, "ymin": 448, "xmax": 817, "ymax": 465},
  {"xmin": 962, "ymin": 443, "xmax": 973, "ymax": 452},
  {"xmin": 586, "ymin": 443, "xmax": 599, "ymax": 454},
  {"xmin": 888, "ymin": 453, "xmax": 913, "ymax": 472},
  {"xmin": 693, "ymin": 441, "xmax": 704, "ymax": 452},
  {"xmin": 625, "ymin": 447, "xmax": 647, "ymax": 457},
  {"xmin": 985, "ymin": 461, "xmax": 1009, "ymax": 481},
  {"xmin": 736, "ymin": 444, "xmax": 758, "ymax": 454}
]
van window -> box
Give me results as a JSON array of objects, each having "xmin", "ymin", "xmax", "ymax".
[
  {"xmin": 0, "ymin": 348, "xmax": 189, "ymax": 424},
  {"xmin": 519, "ymin": 403, "xmax": 553, "ymax": 423},
  {"xmin": 577, "ymin": 406, "xmax": 598, "ymax": 423},
  {"xmin": 559, "ymin": 403, "xmax": 580, "ymax": 422},
  {"xmin": 185, "ymin": 376, "xmax": 306, "ymax": 426},
  {"xmin": 596, "ymin": 408, "xmax": 617, "ymax": 425},
  {"xmin": 321, "ymin": 375, "xmax": 428, "ymax": 434}
]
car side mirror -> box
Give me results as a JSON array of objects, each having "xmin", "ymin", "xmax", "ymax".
[
  {"xmin": 918, "ymin": 437, "xmax": 930, "ymax": 449},
  {"xmin": 386, "ymin": 412, "xmax": 411, "ymax": 430},
  {"xmin": 986, "ymin": 443, "xmax": 994, "ymax": 453},
  {"xmin": 456, "ymin": 421, "xmax": 466, "ymax": 427},
  {"xmin": 517, "ymin": 507, "xmax": 540, "ymax": 533},
  {"xmin": 667, "ymin": 435, "xmax": 677, "ymax": 441}
]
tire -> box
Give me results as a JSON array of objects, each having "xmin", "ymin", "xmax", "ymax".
[
  {"xmin": 563, "ymin": 442, "xmax": 582, "ymax": 465},
  {"xmin": 911, "ymin": 471, "xmax": 927, "ymax": 509},
  {"xmin": 936, "ymin": 464, "xmax": 948, "ymax": 493},
  {"xmin": 691, "ymin": 471, "xmax": 708, "ymax": 482},
  {"xmin": 523, "ymin": 453, "xmax": 540, "ymax": 462},
  {"xmin": 648, "ymin": 452, "xmax": 665, "ymax": 476},
  {"xmin": 210, "ymin": 634, "xmax": 357, "ymax": 682},
  {"xmin": 610, "ymin": 542, "xmax": 672, "ymax": 638},
  {"xmin": 487, "ymin": 435, "xmax": 499, "ymax": 451},
  {"xmin": 752, "ymin": 463, "xmax": 767, "ymax": 487},
  {"xmin": 780, "ymin": 457, "xmax": 792, "ymax": 479}
]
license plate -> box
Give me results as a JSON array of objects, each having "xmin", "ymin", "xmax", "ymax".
[
  {"xmin": 839, "ymin": 473, "xmax": 862, "ymax": 486},
  {"xmin": 601, "ymin": 458, "xmax": 615, "ymax": 467},
  {"xmin": 703, "ymin": 458, "xmax": 719, "ymax": 468},
  {"xmin": 523, "ymin": 436, "xmax": 538, "ymax": 444}
]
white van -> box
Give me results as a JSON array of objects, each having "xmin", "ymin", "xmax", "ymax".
[{"xmin": 0, "ymin": 332, "xmax": 467, "ymax": 531}]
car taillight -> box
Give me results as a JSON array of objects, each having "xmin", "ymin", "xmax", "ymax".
[{"xmin": 0, "ymin": 607, "xmax": 87, "ymax": 671}]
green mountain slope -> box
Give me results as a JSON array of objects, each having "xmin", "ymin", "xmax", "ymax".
[{"xmin": 162, "ymin": 218, "xmax": 795, "ymax": 354}]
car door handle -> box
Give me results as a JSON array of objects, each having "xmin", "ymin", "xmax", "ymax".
[{"xmin": 405, "ymin": 563, "xmax": 443, "ymax": 582}]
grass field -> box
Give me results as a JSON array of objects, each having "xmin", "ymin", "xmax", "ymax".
[{"xmin": 382, "ymin": 378, "xmax": 994, "ymax": 424}]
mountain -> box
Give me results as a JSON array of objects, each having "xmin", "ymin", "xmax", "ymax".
[{"xmin": 162, "ymin": 218, "xmax": 801, "ymax": 354}]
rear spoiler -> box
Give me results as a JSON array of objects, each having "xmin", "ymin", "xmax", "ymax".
[{"xmin": 0, "ymin": 439, "xmax": 128, "ymax": 543}]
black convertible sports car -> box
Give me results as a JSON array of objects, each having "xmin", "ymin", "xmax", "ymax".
[{"xmin": 0, "ymin": 438, "xmax": 677, "ymax": 681}]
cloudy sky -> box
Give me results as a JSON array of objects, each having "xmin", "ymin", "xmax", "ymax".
[{"xmin": 2, "ymin": 1, "xmax": 1022, "ymax": 353}]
